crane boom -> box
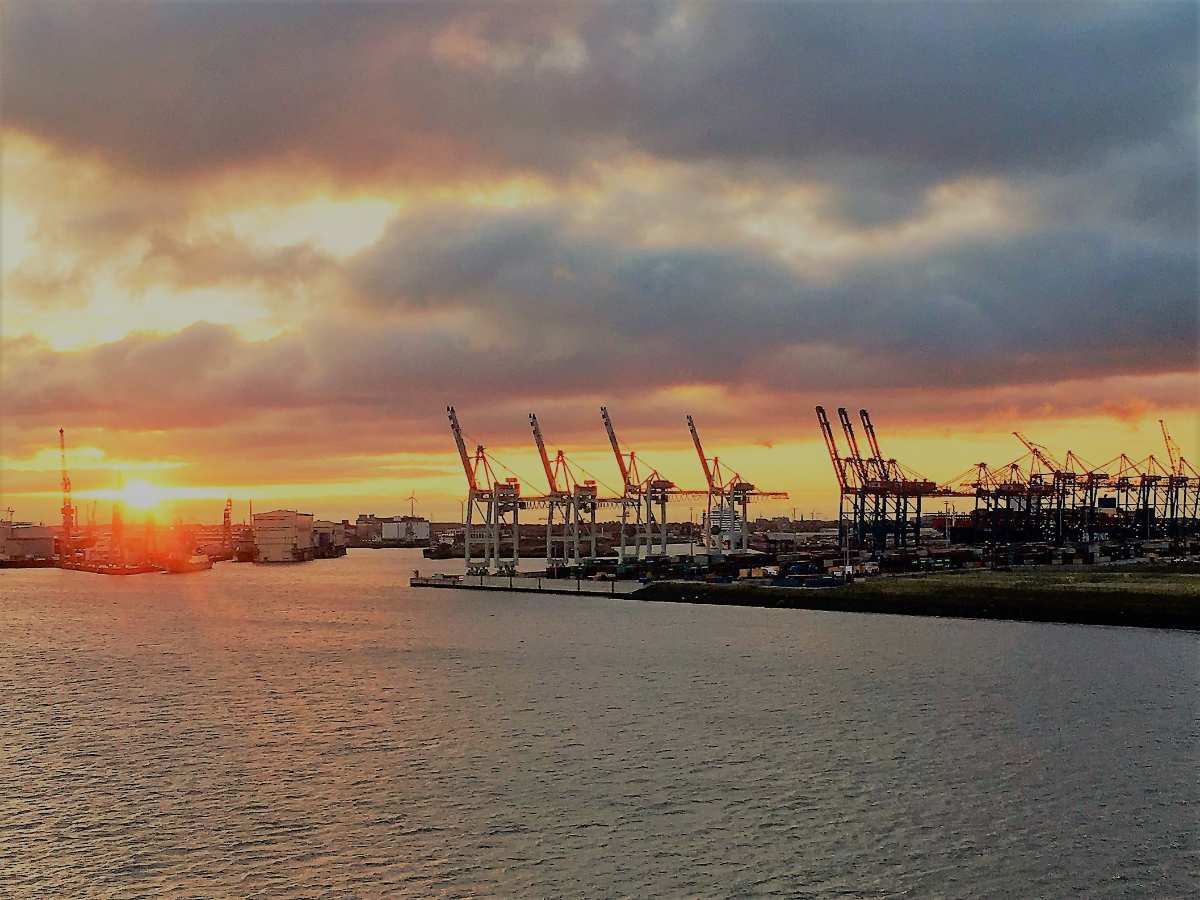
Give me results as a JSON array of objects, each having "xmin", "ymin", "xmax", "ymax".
[
  {"xmin": 685, "ymin": 415, "xmax": 715, "ymax": 489},
  {"xmin": 837, "ymin": 408, "xmax": 870, "ymax": 482},
  {"xmin": 600, "ymin": 406, "xmax": 630, "ymax": 488},
  {"xmin": 529, "ymin": 413, "xmax": 560, "ymax": 493},
  {"xmin": 859, "ymin": 409, "xmax": 884, "ymax": 461},
  {"xmin": 815, "ymin": 406, "xmax": 846, "ymax": 490},
  {"xmin": 1013, "ymin": 432, "xmax": 1061, "ymax": 473},
  {"xmin": 1159, "ymin": 419, "xmax": 1182, "ymax": 476},
  {"xmin": 447, "ymin": 406, "xmax": 479, "ymax": 492},
  {"xmin": 858, "ymin": 409, "xmax": 894, "ymax": 480}
]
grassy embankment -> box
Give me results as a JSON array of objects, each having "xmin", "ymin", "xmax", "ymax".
[{"xmin": 636, "ymin": 564, "xmax": 1200, "ymax": 630}]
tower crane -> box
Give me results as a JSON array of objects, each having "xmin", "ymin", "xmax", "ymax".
[
  {"xmin": 222, "ymin": 498, "xmax": 233, "ymax": 552},
  {"xmin": 58, "ymin": 427, "xmax": 75, "ymax": 553}
]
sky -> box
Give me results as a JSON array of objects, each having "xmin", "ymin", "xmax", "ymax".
[{"xmin": 2, "ymin": 1, "xmax": 1197, "ymax": 525}]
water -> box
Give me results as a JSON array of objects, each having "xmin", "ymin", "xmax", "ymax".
[{"xmin": 2, "ymin": 550, "xmax": 1196, "ymax": 897}]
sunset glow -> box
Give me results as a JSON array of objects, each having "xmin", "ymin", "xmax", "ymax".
[
  {"xmin": 119, "ymin": 480, "xmax": 167, "ymax": 512},
  {"xmin": 1, "ymin": 3, "xmax": 1195, "ymax": 526}
]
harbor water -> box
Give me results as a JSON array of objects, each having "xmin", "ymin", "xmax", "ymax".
[{"xmin": 1, "ymin": 549, "xmax": 1196, "ymax": 896}]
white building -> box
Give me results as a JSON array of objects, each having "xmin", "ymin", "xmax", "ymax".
[
  {"xmin": 252, "ymin": 510, "xmax": 315, "ymax": 562},
  {"xmin": 381, "ymin": 517, "xmax": 430, "ymax": 543},
  {"xmin": 0, "ymin": 523, "xmax": 55, "ymax": 560}
]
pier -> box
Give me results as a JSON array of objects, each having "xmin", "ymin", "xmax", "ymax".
[{"xmin": 410, "ymin": 573, "xmax": 645, "ymax": 597}]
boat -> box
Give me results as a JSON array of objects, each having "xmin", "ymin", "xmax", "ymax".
[
  {"xmin": 163, "ymin": 554, "xmax": 213, "ymax": 574},
  {"xmin": 60, "ymin": 561, "xmax": 162, "ymax": 575},
  {"xmin": 423, "ymin": 541, "xmax": 461, "ymax": 559}
]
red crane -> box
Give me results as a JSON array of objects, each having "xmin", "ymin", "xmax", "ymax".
[
  {"xmin": 815, "ymin": 406, "xmax": 848, "ymax": 490},
  {"xmin": 685, "ymin": 414, "xmax": 786, "ymax": 551},
  {"xmin": 58, "ymin": 427, "xmax": 75, "ymax": 547},
  {"xmin": 1160, "ymin": 419, "xmax": 1183, "ymax": 476},
  {"xmin": 222, "ymin": 498, "xmax": 233, "ymax": 551}
]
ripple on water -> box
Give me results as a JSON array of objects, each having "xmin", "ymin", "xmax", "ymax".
[{"xmin": 1, "ymin": 551, "xmax": 1197, "ymax": 897}]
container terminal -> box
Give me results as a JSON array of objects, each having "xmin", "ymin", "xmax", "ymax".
[
  {"xmin": 411, "ymin": 406, "xmax": 1200, "ymax": 626},
  {"xmin": 12, "ymin": 411, "xmax": 1199, "ymax": 606}
]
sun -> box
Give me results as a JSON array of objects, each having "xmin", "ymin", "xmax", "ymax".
[{"xmin": 121, "ymin": 479, "xmax": 167, "ymax": 511}]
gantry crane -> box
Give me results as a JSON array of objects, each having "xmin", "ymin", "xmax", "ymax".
[
  {"xmin": 448, "ymin": 405, "xmax": 522, "ymax": 573},
  {"xmin": 1159, "ymin": 419, "xmax": 1199, "ymax": 535},
  {"xmin": 529, "ymin": 413, "xmax": 622, "ymax": 566},
  {"xmin": 601, "ymin": 406, "xmax": 702, "ymax": 560},
  {"xmin": 686, "ymin": 415, "xmax": 786, "ymax": 552},
  {"xmin": 817, "ymin": 406, "xmax": 950, "ymax": 551}
]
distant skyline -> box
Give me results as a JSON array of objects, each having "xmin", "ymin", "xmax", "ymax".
[{"xmin": 2, "ymin": 2, "xmax": 1197, "ymax": 524}]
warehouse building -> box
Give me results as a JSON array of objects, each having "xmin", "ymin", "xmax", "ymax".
[
  {"xmin": 252, "ymin": 510, "xmax": 315, "ymax": 562},
  {"xmin": 313, "ymin": 520, "xmax": 348, "ymax": 558},
  {"xmin": 354, "ymin": 514, "xmax": 431, "ymax": 546},
  {"xmin": 0, "ymin": 523, "xmax": 55, "ymax": 561}
]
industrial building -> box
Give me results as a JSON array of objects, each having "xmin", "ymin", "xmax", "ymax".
[
  {"xmin": 0, "ymin": 522, "xmax": 55, "ymax": 561},
  {"xmin": 354, "ymin": 514, "xmax": 431, "ymax": 546},
  {"xmin": 252, "ymin": 510, "xmax": 315, "ymax": 562},
  {"xmin": 313, "ymin": 520, "xmax": 348, "ymax": 558}
]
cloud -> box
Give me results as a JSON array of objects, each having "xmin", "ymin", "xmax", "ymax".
[
  {"xmin": 346, "ymin": 203, "xmax": 1197, "ymax": 388},
  {"xmin": 4, "ymin": 3, "xmax": 1194, "ymax": 217},
  {"xmin": 2, "ymin": 1, "xmax": 1196, "ymax": 520}
]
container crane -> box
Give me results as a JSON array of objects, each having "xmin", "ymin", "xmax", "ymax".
[
  {"xmin": 601, "ymin": 406, "xmax": 685, "ymax": 559},
  {"xmin": 448, "ymin": 405, "xmax": 520, "ymax": 573},
  {"xmin": 685, "ymin": 414, "xmax": 786, "ymax": 552},
  {"xmin": 816, "ymin": 406, "xmax": 857, "ymax": 548},
  {"xmin": 1159, "ymin": 420, "xmax": 1199, "ymax": 535},
  {"xmin": 530, "ymin": 412, "xmax": 571, "ymax": 564},
  {"xmin": 817, "ymin": 406, "xmax": 946, "ymax": 552},
  {"xmin": 815, "ymin": 406, "xmax": 851, "ymax": 491},
  {"xmin": 530, "ymin": 413, "xmax": 620, "ymax": 566}
]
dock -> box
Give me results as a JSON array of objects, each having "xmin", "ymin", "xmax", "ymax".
[{"xmin": 410, "ymin": 574, "xmax": 645, "ymax": 597}]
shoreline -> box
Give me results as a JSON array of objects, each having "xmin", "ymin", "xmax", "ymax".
[{"xmin": 635, "ymin": 569, "xmax": 1200, "ymax": 631}]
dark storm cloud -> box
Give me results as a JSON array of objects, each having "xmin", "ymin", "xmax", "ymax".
[
  {"xmin": 3, "ymin": 2, "xmax": 1194, "ymax": 204},
  {"xmin": 349, "ymin": 205, "xmax": 1198, "ymax": 385}
]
